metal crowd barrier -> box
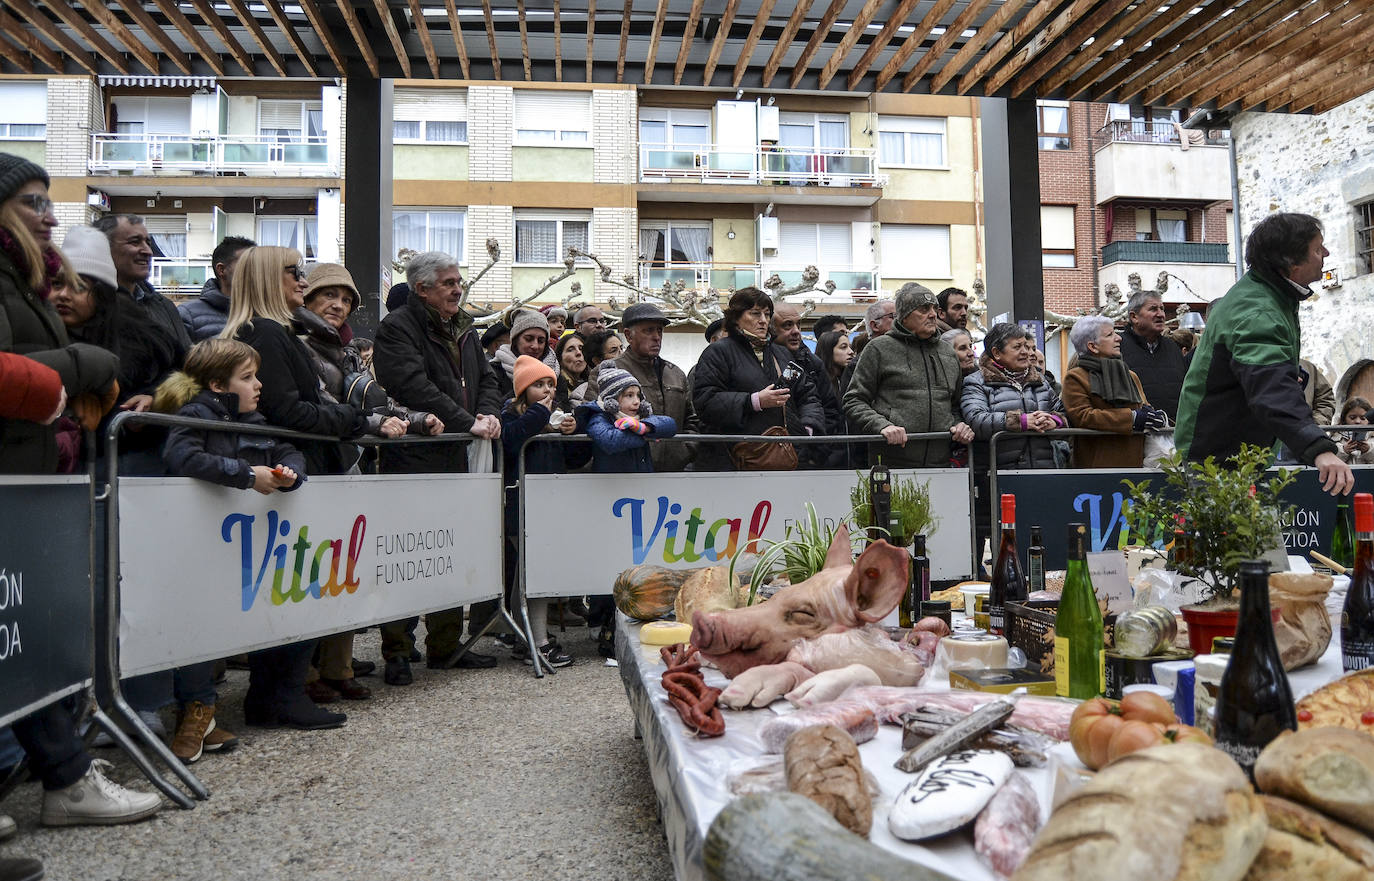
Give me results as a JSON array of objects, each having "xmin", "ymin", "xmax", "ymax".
[
  {"xmin": 515, "ymin": 431, "xmax": 979, "ymax": 678},
  {"xmin": 97, "ymin": 410, "xmax": 506, "ymax": 807}
]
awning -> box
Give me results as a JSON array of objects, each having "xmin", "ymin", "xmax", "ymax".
[{"xmin": 97, "ymin": 76, "xmax": 217, "ymax": 89}]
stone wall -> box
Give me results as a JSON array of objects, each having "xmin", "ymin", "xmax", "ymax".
[{"xmin": 1233, "ymin": 92, "xmax": 1374, "ymax": 390}]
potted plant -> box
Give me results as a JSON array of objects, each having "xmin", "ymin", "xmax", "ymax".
[
  {"xmin": 850, "ymin": 470, "xmax": 940, "ymax": 549},
  {"xmin": 731, "ymin": 502, "xmax": 849, "ymax": 605},
  {"xmin": 1122, "ymin": 444, "xmax": 1294, "ymax": 653}
]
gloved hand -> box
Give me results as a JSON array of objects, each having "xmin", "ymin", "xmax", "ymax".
[
  {"xmin": 1143, "ymin": 407, "xmax": 1169, "ymax": 431},
  {"xmin": 615, "ymin": 416, "xmax": 649, "ymax": 435}
]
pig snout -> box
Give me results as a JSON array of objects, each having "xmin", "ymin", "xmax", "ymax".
[{"xmin": 691, "ymin": 607, "xmax": 800, "ymax": 679}]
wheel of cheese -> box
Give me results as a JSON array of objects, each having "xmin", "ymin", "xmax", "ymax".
[{"xmin": 641, "ymin": 620, "xmax": 692, "ymax": 645}]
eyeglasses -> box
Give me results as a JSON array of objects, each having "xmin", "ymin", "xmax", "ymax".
[
  {"xmin": 17, "ymin": 193, "xmax": 53, "ymax": 217},
  {"xmin": 284, "ymin": 263, "xmax": 307, "ymax": 282},
  {"xmin": 579, "ymin": 317, "xmax": 608, "ymax": 327}
]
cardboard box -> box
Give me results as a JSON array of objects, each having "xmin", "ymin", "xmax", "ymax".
[
  {"xmin": 950, "ymin": 666, "xmax": 1057, "ymax": 696},
  {"xmin": 1007, "ymin": 600, "xmax": 1117, "ymax": 677}
]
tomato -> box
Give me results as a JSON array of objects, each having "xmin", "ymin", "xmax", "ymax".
[
  {"xmin": 1120, "ymin": 691, "xmax": 1177, "ymax": 726},
  {"xmin": 1106, "ymin": 720, "xmax": 1167, "ymax": 764},
  {"xmin": 1162, "ymin": 724, "xmax": 1212, "ymax": 746},
  {"xmin": 1087, "ymin": 714, "xmax": 1128, "ymax": 769},
  {"xmin": 1069, "ymin": 698, "xmax": 1123, "ymax": 770}
]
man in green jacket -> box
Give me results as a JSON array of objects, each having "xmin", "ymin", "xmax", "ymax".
[
  {"xmin": 1175, "ymin": 212, "xmax": 1352, "ymax": 496},
  {"xmin": 843, "ymin": 282, "xmax": 974, "ymax": 468}
]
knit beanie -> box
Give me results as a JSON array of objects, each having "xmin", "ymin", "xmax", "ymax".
[
  {"xmin": 597, "ymin": 363, "xmax": 640, "ymax": 414},
  {"xmin": 385, "ymin": 282, "xmax": 410, "ymax": 312},
  {"xmin": 513, "ymin": 354, "xmax": 556, "ymax": 400},
  {"xmin": 540, "ymin": 304, "xmax": 568, "ymax": 321},
  {"xmin": 894, "ymin": 282, "xmax": 937, "ymax": 322},
  {"xmin": 481, "ymin": 322, "xmax": 510, "ymax": 348},
  {"xmin": 0, "ymin": 153, "xmax": 48, "ymax": 205},
  {"xmin": 509, "ymin": 308, "xmax": 549, "ymax": 343},
  {"xmin": 61, "ymin": 226, "xmax": 118, "ymax": 291}
]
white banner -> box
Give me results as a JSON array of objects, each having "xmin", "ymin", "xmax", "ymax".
[
  {"xmin": 522, "ymin": 469, "xmax": 973, "ymax": 597},
  {"xmin": 118, "ymin": 473, "xmax": 503, "ymax": 676}
]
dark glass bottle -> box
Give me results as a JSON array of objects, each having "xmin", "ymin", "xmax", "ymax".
[
  {"xmin": 1215, "ymin": 560, "xmax": 1297, "ymax": 779},
  {"xmin": 1027, "ymin": 525, "xmax": 1046, "ymax": 594},
  {"xmin": 1341, "ymin": 493, "xmax": 1374, "ymax": 672},
  {"xmin": 912, "ymin": 534, "xmax": 931, "ymax": 606},
  {"xmin": 1333, "ymin": 498, "xmax": 1355, "ymax": 570},
  {"xmin": 1054, "ymin": 523, "xmax": 1104, "ymax": 699},
  {"xmin": 988, "ymin": 494, "xmax": 1026, "ymax": 636}
]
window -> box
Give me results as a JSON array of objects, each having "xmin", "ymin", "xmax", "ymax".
[
  {"xmin": 393, "ymin": 88, "xmax": 468, "ymax": 144},
  {"xmin": 112, "ymin": 97, "xmax": 191, "ymax": 135},
  {"xmin": 258, "ymin": 100, "xmax": 323, "ymax": 143},
  {"xmin": 639, "ymin": 222, "xmax": 711, "ymax": 266},
  {"xmin": 1135, "ymin": 207, "xmax": 1187, "ymax": 242},
  {"xmin": 1037, "ymin": 100, "xmax": 1070, "ymax": 150},
  {"xmin": 775, "ymin": 222, "xmax": 853, "ymax": 267},
  {"xmin": 776, "ymin": 112, "xmax": 850, "ymax": 181},
  {"xmin": 393, "ymin": 209, "xmax": 465, "ymax": 259},
  {"xmin": 514, "ymin": 91, "xmax": 591, "ymax": 145},
  {"xmin": 144, "ymin": 216, "xmax": 187, "ymax": 259},
  {"xmin": 257, "ymin": 217, "xmax": 318, "ymax": 259},
  {"xmin": 0, "ymin": 82, "xmax": 46, "ymax": 139},
  {"xmin": 877, "ymin": 116, "xmax": 945, "ymax": 168},
  {"xmin": 880, "ymin": 224, "xmax": 950, "ymax": 278},
  {"xmin": 515, "ymin": 213, "xmax": 591, "ymax": 264},
  {"xmin": 1358, "ymin": 201, "xmax": 1374, "ymax": 276},
  {"xmin": 1041, "ymin": 206, "xmax": 1076, "ymax": 267},
  {"xmin": 638, "ymin": 108, "xmax": 710, "ymax": 149}
]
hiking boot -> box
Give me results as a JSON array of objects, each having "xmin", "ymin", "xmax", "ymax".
[
  {"xmin": 40, "ymin": 760, "xmax": 161, "ymax": 827},
  {"xmin": 201, "ymin": 722, "xmax": 238, "ymax": 754},
  {"xmin": 170, "ymin": 702, "xmax": 217, "ymax": 765}
]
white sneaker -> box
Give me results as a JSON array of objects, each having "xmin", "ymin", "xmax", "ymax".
[
  {"xmin": 40, "ymin": 760, "xmax": 161, "ymax": 826},
  {"xmin": 0, "ymin": 812, "xmax": 14, "ymax": 840}
]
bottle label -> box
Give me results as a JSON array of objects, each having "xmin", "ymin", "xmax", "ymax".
[
  {"xmin": 1054, "ymin": 636, "xmax": 1068, "ymax": 696},
  {"xmin": 1098, "ymin": 647, "xmax": 1106, "ymax": 694},
  {"xmin": 988, "ymin": 606, "xmax": 1005, "ymax": 635},
  {"xmin": 1342, "ymin": 639, "xmax": 1374, "ymax": 671},
  {"xmin": 1216, "ymin": 740, "xmax": 1262, "ymax": 775}
]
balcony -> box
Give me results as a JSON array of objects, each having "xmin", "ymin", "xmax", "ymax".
[
  {"xmin": 1099, "ymin": 241, "xmax": 1237, "ymax": 303},
  {"xmin": 1098, "ymin": 120, "xmax": 1230, "ymax": 147},
  {"xmin": 90, "ymin": 133, "xmax": 336, "ymax": 177},
  {"xmin": 638, "ymin": 261, "xmax": 880, "ymax": 301},
  {"xmin": 150, "ymin": 259, "xmax": 212, "ymax": 300},
  {"xmin": 1101, "ymin": 240, "xmax": 1231, "ymax": 265},
  {"xmin": 639, "ymin": 143, "xmax": 885, "ymax": 189},
  {"xmin": 1093, "ymin": 125, "xmax": 1231, "ymax": 205}
]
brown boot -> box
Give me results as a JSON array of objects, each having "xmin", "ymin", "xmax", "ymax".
[
  {"xmin": 171, "ymin": 702, "xmax": 217, "ymax": 764},
  {"xmin": 202, "ymin": 720, "xmax": 238, "ymax": 754}
]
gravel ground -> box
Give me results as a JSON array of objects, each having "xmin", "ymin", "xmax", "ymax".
[{"xmin": 0, "ymin": 626, "xmax": 674, "ymax": 881}]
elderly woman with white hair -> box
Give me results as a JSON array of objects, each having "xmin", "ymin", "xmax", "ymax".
[{"xmin": 1061, "ymin": 314, "xmax": 1168, "ymax": 468}]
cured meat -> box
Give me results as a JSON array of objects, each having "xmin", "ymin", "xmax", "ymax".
[
  {"xmin": 974, "ymin": 771, "xmax": 1041, "ymax": 877},
  {"xmin": 785, "ymin": 626, "xmax": 927, "ymax": 686},
  {"xmin": 785, "ymin": 725, "xmax": 873, "ymax": 838},
  {"xmin": 759, "ymin": 700, "xmax": 878, "ymax": 754},
  {"xmin": 840, "ymin": 686, "xmax": 1075, "ymax": 741}
]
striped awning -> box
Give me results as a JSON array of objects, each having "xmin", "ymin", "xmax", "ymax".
[{"xmin": 97, "ymin": 75, "xmax": 217, "ymax": 89}]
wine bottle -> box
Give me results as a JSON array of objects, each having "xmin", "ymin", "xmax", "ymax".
[
  {"xmin": 1333, "ymin": 498, "xmax": 1356, "ymax": 570},
  {"xmin": 1054, "ymin": 523, "xmax": 1104, "ymax": 699},
  {"xmin": 912, "ymin": 534, "xmax": 931, "ymax": 607},
  {"xmin": 890, "ymin": 514, "xmax": 910, "ymax": 628},
  {"xmin": 1215, "ymin": 560, "xmax": 1297, "ymax": 779},
  {"xmin": 1027, "ymin": 525, "xmax": 1046, "ymax": 594},
  {"xmin": 988, "ymin": 494, "xmax": 1027, "ymax": 636},
  {"xmin": 1342, "ymin": 493, "xmax": 1374, "ymax": 672}
]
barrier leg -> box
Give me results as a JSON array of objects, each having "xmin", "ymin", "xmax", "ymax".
[{"xmin": 85, "ymin": 708, "xmax": 195, "ymax": 810}]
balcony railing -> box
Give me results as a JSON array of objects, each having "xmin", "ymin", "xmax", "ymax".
[
  {"xmin": 638, "ymin": 260, "xmax": 880, "ymax": 300},
  {"xmin": 1102, "ymin": 240, "xmax": 1232, "ymax": 265},
  {"xmin": 1097, "ymin": 120, "xmax": 1230, "ymax": 147},
  {"xmin": 90, "ymin": 133, "xmax": 336, "ymax": 176},
  {"xmin": 149, "ymin": 259, "xmax": 212, "ymax": 299},
  {"xmin": 639, "ymin": 143, "xmax": 885, "ymax": 187}
]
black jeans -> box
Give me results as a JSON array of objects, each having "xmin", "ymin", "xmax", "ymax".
[{"xmin": 12, "ymin": 702, "xmax": 91, "ymax": 791}]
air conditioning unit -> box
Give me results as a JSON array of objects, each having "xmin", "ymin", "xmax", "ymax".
[
  {"xmin": 87, "ymin": 191, "xmax": 110, "ymax": 211},
  {"xmin": 757, "ymin": 215, "xmax": 780, "ymax": 253}
]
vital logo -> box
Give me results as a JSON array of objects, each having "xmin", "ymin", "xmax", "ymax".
[
  {"xmin": 1073, "ymin": 492, "xmax": 1132, "ymax": 552},
  {"xmin": 612, "ymin": 496, "xmax": 772, "ymax": 564},
  {"xmin": 222, "ymin": 510, "xmax": 367, "ymax": 611}
]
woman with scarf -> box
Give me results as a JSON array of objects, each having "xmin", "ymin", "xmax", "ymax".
[
  {"xmin": 691, "ymin": 286, "xmax": 825, "ymax": 471},
  {"xmin": 1061, "ymin": 314, "xmax": 1167, "ymax": 468}
]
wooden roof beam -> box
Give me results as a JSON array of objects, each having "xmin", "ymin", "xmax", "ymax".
[
  {"xmin": 1062, "ymin": 0, "xmax": 1227, "ymax": 100},
  {"xmin": 700, "ymin": 0, "xmax": 740, "ymax": 85},
  {"xmin": 111, "ymin": 0, "xmax": 193, "ymax": 74},
  {"xmin": 331, "ymin": 0, "xmax": 378, "ymax": 76},
  {"xmin": 1037, "ymin": 0, "xmax": 1172, "ymax": 96},
  {"xmin": 731, "ymin": 0, "xmax": 777, "ymax": 87},
  {"xmin": 223, "ymin": 0, "xmax": 289, "ymax": 76},
  {"xmin": 405, "ymin": 0, "xmax": 441, "ymax": 78},
  {"xmin": 956, "ymin": 0, "xmax": 1077, "ymax": 96},
  {"xmin": 146, "ymin": 0, "xmax": 225, "ymax": 76},
  {"xmin": 761, "ymin": 0, "xmax": 814, "ymax": 88},
  {"xmin": 1003, "ymin": 0, "xmax": 1137, "ymax": 97},
  {"xmin": 5, "ymin": 0, "xmax": 100, "ymax": 74},
  {"xmin": 0, "ymin": 33, "xmax": 35, "ymax": 72},
  {"xmin": 369, "ymin": 0, "xmax": 412, "ymax": 78},
  {"xmin": 186, "ymin": 0, "xmax": 256, "ymax": 76},
  {"xmin": 817, "ymin": 0, "xmax": 882, "ymax": 89},
  {"xmin": 850, "ymin": 0, "xmax": 924, "ymax": 91},
  {"xmin": 75, "ymin": 0, "xmax": 162, "ymax": 74},
  {"xmin": 553, "ymin": 0, "xmax": 562, "ymax": 81},
  {"xmin": 673, "ymin": 0, "xmax": 705, "ymax": 86},
  {"xmin": 517, "ymin": 0, "xmax": 532, "ymax": 79},
  {"xmin": 260, "ymin": 0, "xmax": 318, "ymax": 76},
  {"xmin": 442, "ymin": 0, "xmax": 471, "ymax": 78},
  {"xmin": 615, "ymin": 0, "xmax": 630, "ymax": 82},
  {"xmin": 585, "ymin": 0, "xmax": 594, "ymax": 82},
  {"xmin": 0, "ymin": 7, "xmax": 62, "ymax": 71},
  {"xmin": 929, "ymin": 0, "xmax": 1026, "ymax": 93},
  {"xmin": 643, "ymin": 0, "xmax": 669, "ymax": 84},
  {"xmin": 34, "ymin": 0, "xmax": 129, "ymax": 73},
  {"xmin": 899, "ymin": 0, "xmax": 998, "ymax": 92},
  {"xmin": 294, "ymin": 0, "xmax": 349, "ymax": 76},
  {"xmin": 1296, "ymin": 49, "xmax": 1374, "ymax": 113},
  {"xmin": 988, "ymin": 0, "xmax": 1132, "ymax": 96},
  {"xmin": 1228, "ymin": 7, "xmax": 1374, "ymax": 110},
  {"xmin": 790, "ymin": 0, "xmax": 849, "ymax": 89}
]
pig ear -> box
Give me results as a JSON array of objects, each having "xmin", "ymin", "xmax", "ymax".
[
  {"xmin": 846, "ymin": 540, "xmax": 910, "ymax": 623},
  {"xmin": 823, "ymin": 523, "xmax": 853, "ymax": 571}
]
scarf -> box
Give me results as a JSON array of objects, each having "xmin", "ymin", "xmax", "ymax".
[
  {"xmin": 737, "ymin": 325, "xmax": 769, "ymax": 363},
  {"xmin": 1076, "ymin": 353, "xmax": 1143, "ymax": 407},
  {"xmin": 982, "ymin": 355, "xmax": 1035, "ymax": 391},
  {"xmin": 0, "ymin": 228, "xmax": 62, "ymax": 299}
]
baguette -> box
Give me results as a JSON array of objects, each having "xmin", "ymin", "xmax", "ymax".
[
  {"xmin": 1253, "ymin": 727, "xmax": 1374, "ymax": 835},
  {"xmin": 1012, "ymin": 742, "xmax": 1266, "ymax": 881},
  {"xmin": 1251, "ymin": 795, "xmax": 1374, "ymax": 872}
]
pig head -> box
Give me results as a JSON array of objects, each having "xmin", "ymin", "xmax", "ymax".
[{"xmin": 691, "ymin": 524, "xmax": 908, "ymax": 679}]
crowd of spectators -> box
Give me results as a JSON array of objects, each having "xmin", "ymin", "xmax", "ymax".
[{"xmin": 0, "ymin": 150, "xmax": 1359, "ymax": 877}]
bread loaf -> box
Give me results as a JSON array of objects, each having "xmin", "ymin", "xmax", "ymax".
[
  {"xmin": 1253, "ymin": 727, "xmax": 1374, "ymax": 835},
  {"xmin": 1012, "ymin": 742, "xmax": 1266, "ymax": 881},
  {"xmin": 783, "ymin": 724, "xmax": 872, "ymax": 838},
  {"xmin": 1245, "ymin": 794, "xmax": 1374, "ymax": 879}
]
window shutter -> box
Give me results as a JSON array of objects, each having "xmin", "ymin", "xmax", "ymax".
[
  {"xmin": 513, "ymin": 91, "xmax": 590, "ymax": 132},
  {"xmin": 881, "ymin": 225, "xmax": 950, "ymax": 278},
  {"xmin": 259, "ymin": 100, "xmax": 301, "ymax": 131},
  {"xmin": 818, "ymin": 223, "xmax": 852, "ymax": 264},
  {"xmin": 780, "ymin": 222, "xmax": 818, "ymax": 262},
  {"xmin": 144, "ymin": 216, "xmax": 186, "ymax": 235},
  {"xmin": 0, "ymin": 82, "xmax": 45, "ymax": 124},
  {"xmin": 393, "ymin": 88, "xmax": 467, "ymax": 122}
]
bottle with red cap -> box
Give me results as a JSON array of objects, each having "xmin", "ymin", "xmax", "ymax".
[
  {"xmin": 988, "ymin": 493, "xmax": 1027, "ymax": 635},
  {"xmin": 1342, "ymin": 492, "xmax": 1374, "ymax": 672}
]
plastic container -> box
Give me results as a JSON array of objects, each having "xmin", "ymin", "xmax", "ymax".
[{"xmin": 1123, "ymin": 682, "xmax": 1175, "ymax": 703}]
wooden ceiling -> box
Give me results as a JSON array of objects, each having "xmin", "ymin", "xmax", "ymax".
[{"xmin": 2, "ymin": 0, "xmax": 1371, "ymax": 114}]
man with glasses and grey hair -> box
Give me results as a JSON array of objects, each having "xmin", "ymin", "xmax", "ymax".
[{"xmin": 373, "ymin": 250, "xmax": 504, "ymax": 683}]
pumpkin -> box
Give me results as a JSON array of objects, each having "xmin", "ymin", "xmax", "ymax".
[{"xmin": 613, "ymin": 564, "xmax": 695, "ymax": 620}]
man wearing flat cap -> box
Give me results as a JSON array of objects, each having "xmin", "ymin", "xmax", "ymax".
[
  {"xmin": 588, "ymin": 301, "xmax": 696, "ymax": 472},
  {"xmin": 844, "ymin": 282, "xmax": 974, "ymax": 468}
]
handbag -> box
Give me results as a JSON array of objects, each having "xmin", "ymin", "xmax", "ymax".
[{"xmin": 729, "ymin": 353, "xmax": 798, "ymax": 471}]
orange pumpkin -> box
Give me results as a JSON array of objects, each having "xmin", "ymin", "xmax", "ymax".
[{"xmin": 613, "ymin": 564, "xmax": 694, "ymax": 621}]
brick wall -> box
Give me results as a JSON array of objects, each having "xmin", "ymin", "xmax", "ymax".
[
  {"xmin": 1038, "ymin": 101, "xmax": 1105, "ymax": 315},
  {"xmin": 465, "ymin": 204, "xmax": 513, "ymax": 302},
  {"xmin": 45, "ymin": 77, "xmax": 95, "ymax": 178},
  {"xmin": 592, "ymin": 90, "xmax": 635, "ymax": 184},
  {"xmin": 591, "ymin": 205, "xmax": 636, "ymax": 301},
  {"xmin": 468, "ymin": 86, "xmax": 513, "ymax": 182}
]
